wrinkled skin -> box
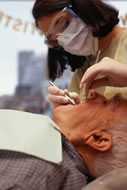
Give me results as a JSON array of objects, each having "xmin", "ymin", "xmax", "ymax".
[
  {"xmin": 82, "ymin": 167, "xmax": 127, "ymax": 190},
  {"xmin": 53, "ymin": 93, "xmax": 127, "ymax": 144},
  {"xmin": 53, "ymin": 93, "xmax": 127, "ymax": 176}
]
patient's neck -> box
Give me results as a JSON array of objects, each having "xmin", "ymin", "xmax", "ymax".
[{"xmin": 76, "ymin": 146, "xmax": 97, "ymax": 177}]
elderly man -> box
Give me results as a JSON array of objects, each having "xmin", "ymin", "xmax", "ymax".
[
  {"xmin": 53, "ymin": 93, "xmax": 127, "ymax": 180},
  {"xmin": 1, "ymin": 93, "xmax": 127, "ymax": 190}
]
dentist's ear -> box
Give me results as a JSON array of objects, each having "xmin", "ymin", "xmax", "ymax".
[{"xmin": 84, "ymin": 130, "xmax": 112, "ymax": 152}]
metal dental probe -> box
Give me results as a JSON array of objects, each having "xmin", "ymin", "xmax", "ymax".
[{"xmin": 49, "ymin": 81, "xmax": 76, "ymax": 105}]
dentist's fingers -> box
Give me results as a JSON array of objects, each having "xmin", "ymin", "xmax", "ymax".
[
  {"xmin": 64, "ymin": 89, "xmax": 80, "ymax": 104},
  {"xmin": 48, "ymin": 85, "xmax": 69, "ymax": 107},
  {"xmin": 48, "ymin": 94, "xmax": 69, "ymax": 107},
  {"xmin": 48, "ymin": 85, "xmax": 65, "ymax": 96},
  {"xmin": 68, "ymin": 92, "xmax": 80, "ymax": 104},
  {"xmin": 80, "ymin": 65, "xmax": 100, "ymax": 90},
  {"xmin": 85, "ymin": 77, "xmax": 110, "ymax": 97}
]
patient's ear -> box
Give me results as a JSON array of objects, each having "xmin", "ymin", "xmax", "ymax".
[{"xmin": 85, "ymin": 130, "xmax": 112, "ymax": 152}]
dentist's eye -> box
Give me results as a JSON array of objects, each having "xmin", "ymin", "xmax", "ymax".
[
  {"xmin": 61, "ymin": 20, "xmax": 70, "ymax": 30},
  {"xmin": 54, "ymin": 17, "xmax": 70, "ymax": 33}
]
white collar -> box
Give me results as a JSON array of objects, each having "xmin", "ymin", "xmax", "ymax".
[{"xmin": 0, "ymin": 109, "xmax": 62, "ymax": 164}]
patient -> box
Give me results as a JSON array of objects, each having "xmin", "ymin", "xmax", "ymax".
[
  {"xmin": 53, "ymin": 93, "xmax": 127, "ymax": 178},
  {"xmin": 1, "ymin": 93, "xmax": 127, "ymax": 190}
]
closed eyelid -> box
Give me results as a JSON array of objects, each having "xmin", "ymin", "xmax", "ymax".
[
  {"xmin": 50, "ymin": 16, "xmax": 71, "ymax": 34},
  {"xmin": 51, "ymin": 11, "xmax": 72, "ymax": 26},
  {"xmin": 54, "ymin": 16, "xmax": 67, "ymax": 25}
]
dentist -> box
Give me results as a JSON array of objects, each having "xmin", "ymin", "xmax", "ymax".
[{"xmin": 32, "ymin": 0, "xmax": 127, "ymax": 104}]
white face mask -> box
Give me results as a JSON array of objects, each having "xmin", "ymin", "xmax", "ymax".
[{"xmin": 57, "ymin": 12, "xmax": 98, "ymax": 56}]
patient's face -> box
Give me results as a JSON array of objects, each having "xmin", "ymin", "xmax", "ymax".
[
  {"xmin": 53, "ymin": 94, "xmax": 126, "ymax": 142},
  {"xmin": 53, "ymin": 94, "xmax": 127, "ymax": 176}
]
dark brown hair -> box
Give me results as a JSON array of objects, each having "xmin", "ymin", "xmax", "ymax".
[{"xmin": 32, "ymin": 0, "xmax": 119, "ymax": 80}]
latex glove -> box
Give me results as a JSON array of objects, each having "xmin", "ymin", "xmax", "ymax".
[
  {"xmin": 48, "ymin": 85, "xmax": 80, "ymax": 108},
  {"xmin": 80, "ymin": 57, "xmax": 127, "ymax": 97}
]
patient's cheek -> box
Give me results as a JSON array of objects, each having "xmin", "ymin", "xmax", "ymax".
[
  {"xmin": 53, "ymin": 109, "xmax": 63, "ymax": 126},
  {"xmin": 53, "ymin": 94, "xmax": 127, "ymax": 143},
  {"xmin": 53, "ymin": 106, "xmax": 67, "ymax": 131},
  {"xmin": 53, "ymin": 105, "xmax": 74, "ymax": 123}
]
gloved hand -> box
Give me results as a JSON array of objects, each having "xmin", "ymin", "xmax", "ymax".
[
  {"xmin": 80, "ymin": 57, "xmax": 127, "ymax": 97},
  {"xmin": 48, "ymin": 85, "xmax": 80, "ymax": 108}
]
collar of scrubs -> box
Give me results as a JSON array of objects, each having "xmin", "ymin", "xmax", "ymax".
[{"xmin": 0, "ymin": 109, "xmax": 62, "ymax": 164}]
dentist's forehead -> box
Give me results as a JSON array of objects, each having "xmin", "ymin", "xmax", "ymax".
[{"xmin": 37, "ymin": 11, "xmax": 60, "ymax": 34}]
